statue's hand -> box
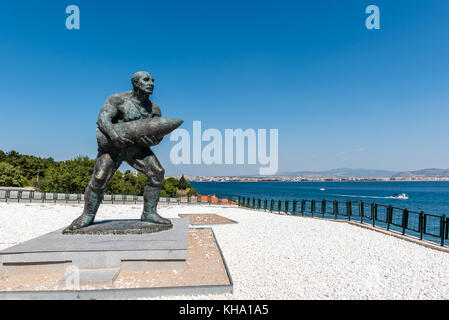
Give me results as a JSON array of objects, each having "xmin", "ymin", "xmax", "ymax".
[
  {"xmin": 140, "ymin": 135, "xmax": 160, "ymax": 147},
  {"xmin": 111, "ymin": 134, "xmax": 134, "ymax": 149}
]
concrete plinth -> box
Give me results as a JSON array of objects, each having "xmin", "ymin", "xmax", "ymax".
[{"xmin": 0, "ymin": 218, "xmax": 189, "ymax": 285}]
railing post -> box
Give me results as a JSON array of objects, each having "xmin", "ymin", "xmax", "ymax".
[
  {"xmin": 333, "ymin": 200, "xmax": 338, "ymax": 219},
  {"xmin": 360, "ymin": 201, "xmax": 364, "ymax": 224},
  {"xmin": 311, "ymin": 200, "xmax": 315, "ymax": 217},
  {"xmin": 270, "ymin": 200, "xmax": 274, "ymax": 213},
  {"xmin": 446, "ymin": 218, "xmax": 449, "ymax": 241},
  {"xmin": 278, "ymin": 200, "xmax": 281, "ymax": 213},
  {"xmin": 387, "ymin": 205, "xmax": 392, "ymax": 231},
  {"xmin": 402, "ymin": 209, "xmax": 409, "ymax": 235},
  {"xmin": 5, "ymin": 190, "xmax": 10, "ymax": 203},
  {"xmin": 301, "ymin": 200, "xmax": 305, "ymax": 216},
  {"xmin": 419, "ymin": 212, "xmax": 425, "ymax": 240},
  {"xmin": 18, "ymin": 190, "xmax": 22, "ymax": 203},
  {"xmin": 374, "ymin": 203, "xmax": 379, "ymax": 226},
  {"xmin": 441, "ymin": 215, "xmax": 446, "ymax": 246},
  {"xmin": 321, "ymin": 199, "xmax": 326, "ymax": 217},
  {"xmin": 347, "ymin": 201, "xmax": 351, "ymax": 221},
  {"xmin": 285, "ymin": 200, "xmax": 289, "ymax": 214},
  {"xmin": 293, "ymin": 200, "xmax": 297, "ymax": 214},
  {"xmin": 30, "ymin": 191, "xmax": 34, "ymax": 203}
]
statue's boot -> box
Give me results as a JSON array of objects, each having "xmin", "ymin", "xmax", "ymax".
[
  {"xmin": 64, "ymin": 185, "xmax": 103, "ymax": 232},
  {"xmin": 141, "ymin": 185, "xmax": 172, "ymax": 225}
]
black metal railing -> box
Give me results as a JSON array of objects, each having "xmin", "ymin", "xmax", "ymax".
[
  {"xmin": 237, "ymin": 196, "xmax": 447, "ymax": 247},
  {"xmin": 0, "ymin": 189, "xmax": 240, "ymax": 206},
  {"xmin": 1, "ymin": 189, "xmax": 447, "ymax": 247}
]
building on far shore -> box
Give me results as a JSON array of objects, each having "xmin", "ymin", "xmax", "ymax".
[{"xmin": 182, "ymin": 176, "xmax": 449, "ymax": 182}]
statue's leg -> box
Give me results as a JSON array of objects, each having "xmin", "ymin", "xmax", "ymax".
[
  {"xmin": 64, "ymin": 152, "xmax": 121, "ymax": 232},
  {"xmin": 127, "ymin": 149, "xmax": 171, "ymax": 225}
]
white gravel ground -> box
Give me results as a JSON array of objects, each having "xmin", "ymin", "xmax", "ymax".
[{"xmin": 1, "ymin": 202, "xmax": 449, "ymax": 300}]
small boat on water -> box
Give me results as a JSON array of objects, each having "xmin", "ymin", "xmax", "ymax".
[
  {"xmin": 391, "ymin": 193, "xmax": 409, "ymax": 200},
  {"xmin": 320, "ymin": 188, "xmax": 326, "ymax": 191}
]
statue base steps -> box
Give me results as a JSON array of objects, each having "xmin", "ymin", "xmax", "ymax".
[{"xmin": 0, "ymin": 219, "xmax": 188, "ymax": 286}]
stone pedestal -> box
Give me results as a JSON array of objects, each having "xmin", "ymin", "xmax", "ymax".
[{"xmin": 0, "ymin": 219, "xmax": 189, "ymax": 286}]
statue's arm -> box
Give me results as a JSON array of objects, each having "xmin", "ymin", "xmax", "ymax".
[
  {"xmin": 152, "ymin": 103, "xmax": 162, "ymax": 118},
  {"xmin": 96, "ymin": 96, "xmax": 122, "ymax": 141},
  {"xmin": 152, "ymin": 103, "xmax": 164, "ymax": 145}
]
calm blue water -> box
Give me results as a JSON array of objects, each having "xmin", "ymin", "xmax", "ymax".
[{"xmin": 190, "ymin": 181, "xmax": 449, "ymax": 216}]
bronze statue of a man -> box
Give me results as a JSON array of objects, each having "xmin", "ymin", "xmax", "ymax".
[{"xmin": 65, "ymin": 71, "xmax": 172, "ymax": 231}]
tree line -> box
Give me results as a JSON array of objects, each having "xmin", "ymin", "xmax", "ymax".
[{"xmin": 0, "ymin": 150, "xmax": 198, "ymax": 197}]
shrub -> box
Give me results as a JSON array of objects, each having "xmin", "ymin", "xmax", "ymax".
[{"xmin": 0, "ymin": 162, "xmax": 30, "ymax": 187}]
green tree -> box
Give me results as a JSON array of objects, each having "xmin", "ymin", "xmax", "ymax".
[
  {"xmin": 161, "ymin": 176, "xmax": 198, "ymax": 197},
  {"xmin": 43, "ymin": 156, "xmax": 95, "ymax": 193},
  {"xmin": 1, "ymin": 149, "xmax": 55, "ymax": 182},
  {"xmin": 0, "ymin": 150, "xmax": 201, "ymax": 197},
  {"xmin": 135, "ymin": 173, "xmax": 148, "ymax": 194},
  {"xmin": 162, "ymin": 178, "xmax": 179, "ymax": 197},
  {"xmin": 178, "ymin": 174, "xmax": 189, "ymax": 190},
  {"xmin": 107, "ymin": 170, "xmax": 124, "ymax": 194},
  {"xmin": 0, "ymin": 162, "xmax": 30, "ymax": 187},
  {"xmin": 106, "ymin": 171, "xmax": 148, "ymax": 195},
  {"xmin": 187, "ymin": 188, "xmax": 198, "ymax": 197}
]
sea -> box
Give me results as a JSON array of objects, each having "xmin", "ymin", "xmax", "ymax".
[{"xmin": 190, "ymin": 181, "xmax": 449, "ymax": 217}]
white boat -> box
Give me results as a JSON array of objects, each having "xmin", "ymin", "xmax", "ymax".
[
  {"xmin": 320, "ymin": 188, "xmax": 326, "ymax": 191},
  {"xmin": 391, "ymin": 193, "xmax": 409, "ymax": 200}
]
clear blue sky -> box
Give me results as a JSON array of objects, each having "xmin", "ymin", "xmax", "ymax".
[{"xmin": 0, "ymin": 0, "xmax": 448, "ymax": 176}]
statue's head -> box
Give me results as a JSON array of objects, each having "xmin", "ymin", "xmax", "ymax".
[{"xmin": 132, "ymin": 71, "xmax": 154, "ymax": 95}]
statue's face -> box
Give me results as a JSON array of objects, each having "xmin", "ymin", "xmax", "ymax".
[{"xmin": 134, "ymin": 72, "xmax": 154, "ymax": 95}]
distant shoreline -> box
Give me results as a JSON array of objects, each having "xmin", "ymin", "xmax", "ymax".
[{"xmin": 188, "ymin": 179, "xmax": 449, "ymax": 183}]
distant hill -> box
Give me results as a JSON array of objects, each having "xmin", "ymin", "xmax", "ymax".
[
  {"xmin": 392, "ymin": 169, "xmax": 449, "ymax": 178},
  {"xmin": 280, "ymin": 168, "xmax": 449, "ymax": 179},
  {"xmin": 280, "ymin": 168, "xmax": 398, "ymax": 178}
]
